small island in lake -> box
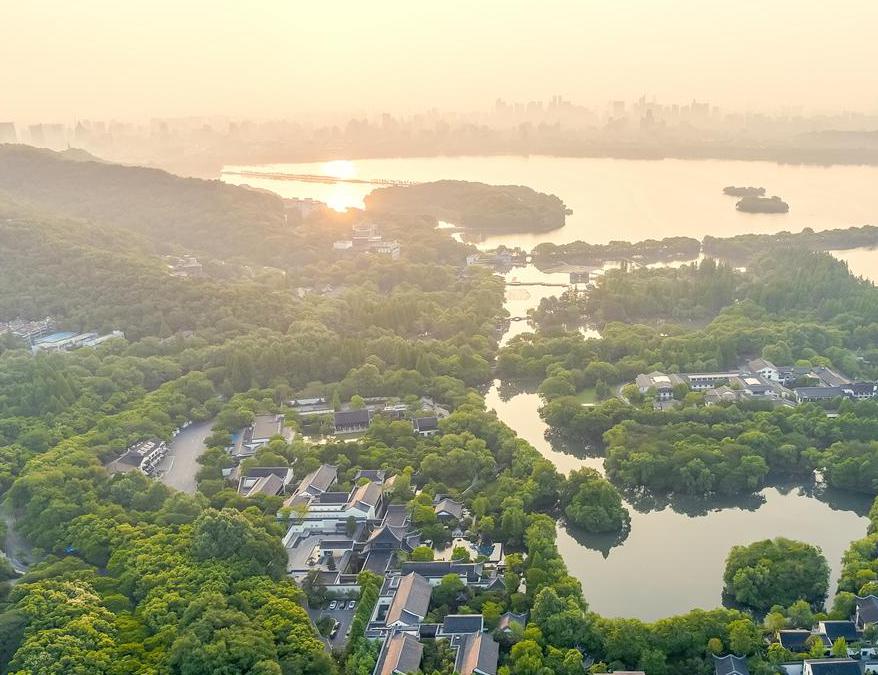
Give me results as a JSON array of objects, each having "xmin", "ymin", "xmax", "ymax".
[
  {"xmin": 723, "ymin": 185, "xmax": 765, "ymax": 197},
  {"xmin": 365, "ymin": 179, "xmax": 567, "ymax": 233},
  {"xmin": 736, "ymin": 195, "xmax": 790, "ymax": 213}
]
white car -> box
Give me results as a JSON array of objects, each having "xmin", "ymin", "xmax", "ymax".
[
  {"xmin": 329, "ymin": 600, "xmax": 337, "ymax": 610},
  {"xmin": 348, "ymin": 600, "xmax": 356, "ymax": 610}
]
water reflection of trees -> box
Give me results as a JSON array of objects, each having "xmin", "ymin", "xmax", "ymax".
[
  {"xmin": 492, "ymin": 379, "xmax": 539, "ymax": 400},
  {"xmin": 619, "ymin": 479, "xmax": 873, "ymax": 519},
  {"xmin": 797, "ymin": 481, "xmax": 872, "ymax": 517},
  {"xmin": 620, "ymin": 488, "xmax": 767, "ymax": 518},
  {"xmin": 561, "ymin": 520, "xmax": 630, "ymax": 558},
  {"xmin": 545, "ymin": 429, "xmax": 607, "ymax": 461}
]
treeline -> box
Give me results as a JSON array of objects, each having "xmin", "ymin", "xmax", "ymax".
[
  {"xmin": 532, "ymin": 235, "xmax": 701, "ymax": 267},
  {"xmin": 583, "ymin": 258, "xmax": 740, "ymax": 325},
  {"xmin": 541, "ymin": 396, "xmax": 878, "ymax": 496},
  {"xmin": 0, "ymin": 144, "xmax": 290, "ymax": 265},
  {"xmin": 529, "ymin": 224, "xmax": 878, "ymax": 269},
  {"xmin": 704, "ymin": 225, "xmax": 878, "ymax": 264}
]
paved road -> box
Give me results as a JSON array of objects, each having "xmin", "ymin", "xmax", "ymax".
[
  {"xmin": 309, "ymin": 604, "xmax": 357, "ymax": 650},
  {"xmin": 158, "ymin": 419, "xmax": 215, "ymax": 493}
]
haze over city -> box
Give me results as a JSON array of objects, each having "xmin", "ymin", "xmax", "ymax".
[{"xmin": 3, "ymin": 0, "xmax": 878, "ymax": 122}]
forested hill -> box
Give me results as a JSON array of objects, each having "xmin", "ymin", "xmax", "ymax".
[{"xmin": 0, "ymin": 144, "xmax": 287, "ymax": 262}]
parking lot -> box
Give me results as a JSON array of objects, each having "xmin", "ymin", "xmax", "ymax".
[{"xmin": 309, "ymin": 601, "xmax": 357, "ymax": 649}]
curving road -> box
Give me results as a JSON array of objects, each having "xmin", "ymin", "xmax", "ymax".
[{"xmin": 158, "ymin": 419, "xmax": 215, "ymax": 494}]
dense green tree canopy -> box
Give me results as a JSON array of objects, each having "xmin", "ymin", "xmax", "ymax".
[{"xmin": 723, "ymin": 537, "xmax": 829, "ymax": 612}]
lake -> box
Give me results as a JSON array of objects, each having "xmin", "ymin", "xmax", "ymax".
[
  {"xmin": 222, "ymin": 155, "xmax": 877, "ymax": 620},
  {"xmin": 487, "ymin": 263, "xmax": 872, "ymax": 620},
  {"xmin": 222, "ymin": 155, "xmax": 878, "ymax": 250}
]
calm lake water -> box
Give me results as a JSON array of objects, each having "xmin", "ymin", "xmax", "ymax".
[
  {"xmin": 222, "ymin": 155, "xmax": 878, "ymax": 249},
  {"xmin": 488, "ymin": 263, "xmax": 872, "ymax": 620},
  {"xmin": 222, "ymin": 155, "xmax": 877, "ymax": 620}
]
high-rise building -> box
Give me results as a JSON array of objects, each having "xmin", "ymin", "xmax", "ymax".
[{"xmin": 0, "ymin": 122, "xmax": 16, "ymax": 143}]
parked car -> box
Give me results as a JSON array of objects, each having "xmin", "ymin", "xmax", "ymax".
[
  {"xmin": 329, "ymin": 600, "xmax": 337, "ymax": 610},
  {"xmin": 329, "ymin": 620, "xmax": 340, "ymax": 638},
  {"xmin": 348, "ymin": 600, "xmax": 356, "ymax": 610}
]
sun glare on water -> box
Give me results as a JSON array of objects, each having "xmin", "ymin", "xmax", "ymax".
[{"xmin": 321, "ymin": 159, "xmax": 357, "ymax": 179}]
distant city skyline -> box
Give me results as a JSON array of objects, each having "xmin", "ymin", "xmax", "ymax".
[{"xmin": 2, "ymin": 1, "xmax": 877, "ymax": 122}]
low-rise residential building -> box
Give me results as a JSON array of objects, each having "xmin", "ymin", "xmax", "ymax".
[
  {"xmin": 713, "ymin": 654, "xmax": 749, "ymax": 675},
  {"xmin": 730, "ymin": 375, "xmax": 777, "ymax": 397},
  {"xmin": 399, "ymin": 561, "xmax": 500, "ymax": 589},
  {"xmin": 795, "ymin": 387, "xmax": 849, "ymax": 403},
  {"xmin": 354, "ymin": 469, "xmax": 388, "ymax": 483},
  {"xmin": 381, "ymin": 404, "xmax": 409, "ymax": 420},
  {"xmin": 497, "ymin": 611, "xmax": 527, "ymax": 634},
  {"xmin": 334, "ymin": 223, "xmax": 401, "ymax": 260},
  {"xmin": 817, "ymin": 620, "xmax": 860, "ymax": 648},
  {"xmin": 812, "ymin": 366, "xmax": 852, "ymax": 388},
  {"xmin": 439, "ymin": 614, "xmax": 484, "ymax": 637},
  {"xmin": 450, "ymin": 632, "xmax": 499, "ymax": 675},
  {"xmin": 31, "ymin": 329, "xmax": 124, "ymax": 353},
  {"xmin": 748, "ymin": 358, "xmax": 780, "ymax": 381},
  {"xmin": 855, "ymin": 595, "xmax": 878, "ymax": 631},
  {"xmin": 384, "ymin": 572, "xmax": 432, "ymax": 629},
  {"xmin": 288, "ymin": 397, "xmax": 333, "ymax": 416},
  {"xmin": 704, "ymin": 385, "xmax": 744, "ymax": 406},
  {"xmin": 295, "ymin": 464, "xmax": 339, "ymax": 498},
  {"xmin": 635, "ymin": 371, "xmax": 684, "ymax": 399},
  {"xmin": 802, "ymin": 658, "xmax": 860, "ymax": 675},
  {"xmin": 164, "ymin": 254, "xmax": 203, "ymax": 278},
  {"xmin": 434, "ymin": 497, "xmax": 464, "ymax": 521},
  {"xmin": 778, "ymin": 629, "xmax": 813, "ymax": 654},
  {"xmin": 334, "ymin": 409, "xmax": 373, "ymax": 434},
  {"xmin": 233, "ymin": 414, "xmax": 291, "ymax": 460},
  {"xmin": 105, "ymin": 439, "xmax": 167, "ymax": 477},
  {"xmin": 636, "ymin": 362, "xmax": 874, "ymax": 408},
  {"xmin": 373, "ymin": 631, "xmax": 423, "ymax": 675},
  {"xmin": 413, "ymin": 416, "xmax": 440, "ymax": 437},
  {"xmin": 685, "ymin": 372, "xmax": 740, "ymax": 391},
  {"xmin": 237, "ymin": 467, "xmax": 295, "ymax": 498},
  {"xmin": 0, "ymin": 316, "xmax": 55, "ymax": 343}
]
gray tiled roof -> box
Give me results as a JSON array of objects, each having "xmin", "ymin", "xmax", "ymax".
[
  {"xmin": 713, "ymin": 654, "xmax": 749, "ymax": 675},
  {"xmin": 452, "ymin": 632, "xmax": 499, "ymax": 675},
  {"xmin": 441, "ymin": 614, "xmax": 483, "ymax": 635},
  {"xmin": 334, "ymin": 409, "xmax": 372, "ymax": 427},
  {"xmin": 434, "ymin": 497, "xmax": 464, "ymax": 519},
  {"xmin": 296, "ymin": 464, "xmax": 337, "ymax": 495},
  {"xmin": 777, "ymin": 629, "xmax": 812, "ymax": 653},
  {"xmin": 857, "ymin": 594, "xmax": 878, "ymax": 623},
  {"xmin": 385, "ymin": 573, "xmax": 431, "ymax": 626},
  {"xmin": 803, "ymin": 659, "xmax": 861, "ymax": 675},
  {"xmin": 497, "ymin": 611, "xmax": 527, "ymax": 632},
  {"xmin": 251, "ymin": 413, "xmax": 283, "ymax": 440},
  {"xmin": 413, "ymin": 416, "xmax": 439, "ymax": 432},
  {"xmin": 375, "ymin": 631, "xmax": 423, "ymax": 675},
  {"xmin": 820, "ymin": 621, "xmax": 859, "ymax": 643}
]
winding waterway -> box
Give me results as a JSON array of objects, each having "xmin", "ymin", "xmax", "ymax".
[
  {"xmin": 487, "ymin": 265, "xmax": 872, "ymax": 620},
  {"xmin": 222, "ymin": 155, "xmax": 878, "ymax": 620}
]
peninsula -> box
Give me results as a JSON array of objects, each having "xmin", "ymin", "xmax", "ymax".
[{"xmin": 364, "ymin": 179, "xmax": 567, "ymax": 233}]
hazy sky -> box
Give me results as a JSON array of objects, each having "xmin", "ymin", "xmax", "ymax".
[{"xmin": 3, "ymin": 0, "xmax": 877, "ymax": 122}]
